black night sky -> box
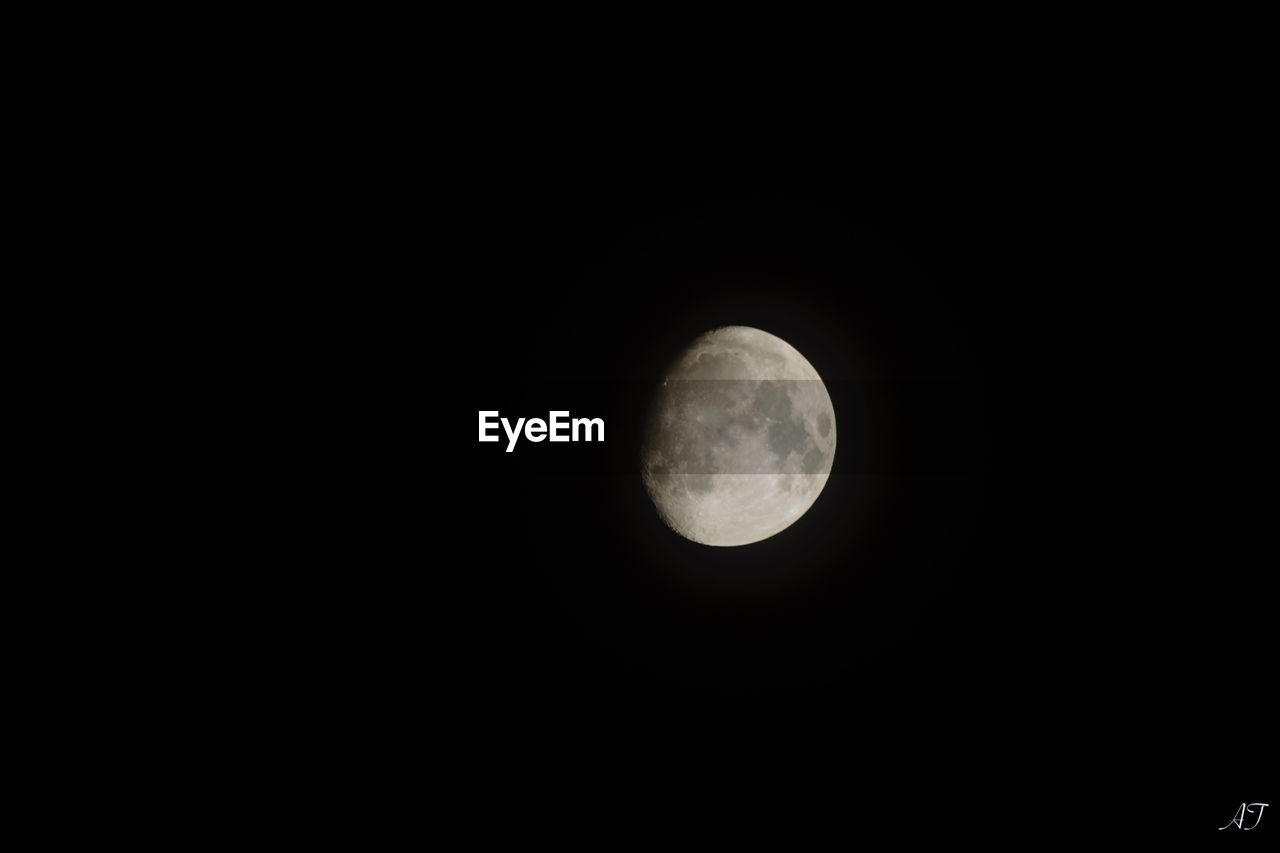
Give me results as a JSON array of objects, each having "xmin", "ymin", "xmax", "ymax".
[{"xmin": 298, "ymin": 67, "xmax": 1273, "ymax": 840}]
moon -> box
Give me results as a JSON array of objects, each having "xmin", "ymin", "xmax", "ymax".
[{"xmin": 642, "ymin": 326, "xmax": 836, "ymax": 546}]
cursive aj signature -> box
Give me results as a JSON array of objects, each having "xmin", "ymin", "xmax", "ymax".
[{"xmin": 1220, "ymin": 802, "xmax": 1269, "ymax": 831}]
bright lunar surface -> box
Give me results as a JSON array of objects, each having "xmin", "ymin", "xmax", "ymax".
[{"xmin": 642, "ymin": 326, "xmax": 836, "ymax": 546}]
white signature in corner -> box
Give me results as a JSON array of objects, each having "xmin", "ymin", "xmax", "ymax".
[{"xmin": 1220, "ymin": 802, "xmax": 1269, "ymax": 831}]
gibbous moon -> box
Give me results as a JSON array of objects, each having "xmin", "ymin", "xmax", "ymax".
[{"xmin": 642, "ymin": 326, "xmax": 836, "ymax": 546}]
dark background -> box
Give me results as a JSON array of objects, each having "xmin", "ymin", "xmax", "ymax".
[{"xmin": 309, "ymin": 70, "xmax": 1272, "ymax": 839}]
